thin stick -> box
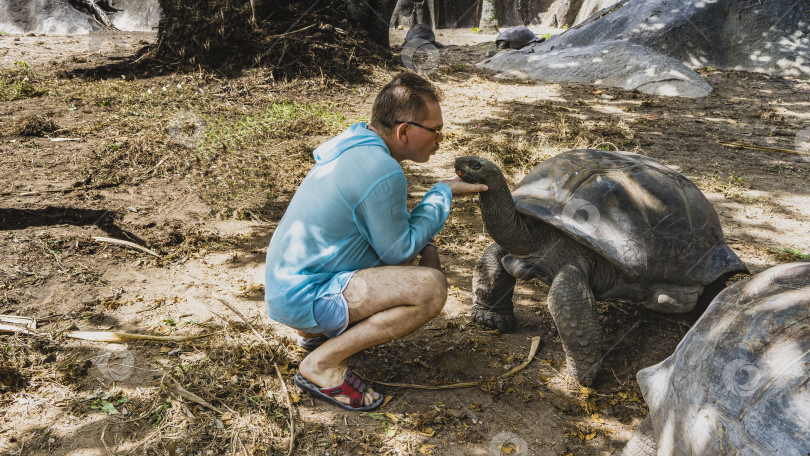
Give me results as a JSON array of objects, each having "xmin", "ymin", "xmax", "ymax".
[
  {"xmin": 265, "ymin": 23, "xmax": 317, "ymax": 40},
  {"xmin": 217, "ymin": 299, "xmax": 296, "ymax": 456},
  {"xmin": 217, "ymin": 299, "xmax": 267, "ymax": 343},
  {"xmin": 718, "ymin": 140, "xmax": 809, "ymax": 156},
  {"xmin": 372, "ymin": 336, "xmax": 541, "ymax": 389},
  {"xmin": 273, "ymin": 360, "xmax": 296, "ymax": 456},
  {"xmin": 93, "ymin": 237, "xmax": 160, "ymax": 257},
  {"xmin": 101, "ymin": 422, "xmax": 113, "ymax": 456},
  {"xmin": 161, "ymin": 374, "xmax": 223, "ymax": 414},
  {"xmin": 134, "ymin": 157, "xmax": 167, "ymax": 183}
]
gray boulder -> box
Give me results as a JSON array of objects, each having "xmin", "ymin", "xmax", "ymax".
[
  {"xmin": 478, "ymin": 40, "xmax": 713, "ymax": 98},
  {"xmin": 0, "ymin": 0, "xmax": 159, "ymax": 34},
  {"xmin": 529, "ymin": 0, "xmax": 810, "ymax": 78},
  {"xmin": 0, "ymin": 0, "xmax": 98, "ymax": 34}
]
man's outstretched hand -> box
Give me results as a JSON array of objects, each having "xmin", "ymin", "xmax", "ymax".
[{"xmin": 440, "ymin": 176, "xmax": 488, "ymax": 196}]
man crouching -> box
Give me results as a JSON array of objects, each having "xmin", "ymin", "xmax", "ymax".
[{"xmin": 264, "ymin": 72, "xmax": 487, "ymax": 410}]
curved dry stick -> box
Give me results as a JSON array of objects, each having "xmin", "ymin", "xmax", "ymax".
[
  {"xmin": 160, "ymin": 374, "xmax": 223, "ymax": 414},
  {"xmin": 372, "ymin": 336, "xmax": 541, "ymax": 389},
  {"xmin": 93, "ymin": 237, "xmax": 160, "ymax": 257},
  {"xmin": 718, "ymin": 140, "xmax": 809, "ymax": 156}
]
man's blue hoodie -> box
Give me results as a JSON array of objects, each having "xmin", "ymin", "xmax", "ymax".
[{"xmin": 264, "ymin": 122, "xmax": 453, "ymax": 329}]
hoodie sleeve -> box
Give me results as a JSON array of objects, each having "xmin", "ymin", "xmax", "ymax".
[{"xmin": 353, "ymin": 173, "xmax": 452, "ymax": 265}]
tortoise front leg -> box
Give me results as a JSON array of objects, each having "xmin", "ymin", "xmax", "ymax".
[
  {"xmin": 621, "ymin": 415, "xmax": 657, "ymax": 456},
  {"xmin": 472, "ymin": 243, "xmax": 517, "ymax": 332},
  {"xmin": 547, "ymin": 264, "xmax": 601, "ymax": 385}
]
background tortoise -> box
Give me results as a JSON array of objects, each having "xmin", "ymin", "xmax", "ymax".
[
  {"xmin": 454, "ymin": 150, "xmax": 748, "ymax": 385},
  {"xmin": 623, "ymin": 261, "xmax": 810, "ymax": 455},
  {"xmin": 402, "ymin": 23, "xmax": 443, "ymax": 48},
  {"xmin": 495, "ymin": 25, "xmax": 544, "ymax": 49}
]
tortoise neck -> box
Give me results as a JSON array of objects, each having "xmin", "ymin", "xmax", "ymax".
[{"xmin": 478, "ymin": 175, "xmax": 542, "ymax": 256}]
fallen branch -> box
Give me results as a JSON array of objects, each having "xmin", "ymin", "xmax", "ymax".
[
  {"xmin": 65, "ymin": 331, "xmax": 215, "ymax": 342},
  {"xmin": 93, "ymin": 236, "xmax": 160, "ymax": 257},
  {"xmin": 0, "ymin": 314, "xmax": 37, "ymax": 329},
  {"xmin": 0, "ymin": 323, "xmax": 42, "ymax": 336},
  {"xmin": 372, "ymin": 336, "xmax": 541, "ymax": 390},
  {"xmin": 719, "ymin": 140, "xmax": 809, "ymax": 156}
]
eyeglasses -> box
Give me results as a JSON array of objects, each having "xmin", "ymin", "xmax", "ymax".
[{"xmin": 396, "ymin": 120, "xmax": 443, "ymax": 140}]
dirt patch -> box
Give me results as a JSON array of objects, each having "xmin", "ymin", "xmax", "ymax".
[{"xmin": 0, "ymin": 28, "xmax": 808, "ymax": 456}]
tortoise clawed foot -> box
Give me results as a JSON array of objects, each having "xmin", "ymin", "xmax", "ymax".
[
  {"xmin": 565, "ymin": 358, "xmax": 600, "ymax": 386},
  {"xmin": 472, "ymin": 306, "xmax": 516, "ymax": 332}
]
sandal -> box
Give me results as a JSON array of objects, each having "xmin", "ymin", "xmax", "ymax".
[{"xmin": 294, "ymin": 369, "xmax": 383, "ymax": 411}]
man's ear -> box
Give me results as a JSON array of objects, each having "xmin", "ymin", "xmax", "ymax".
[{"xmin": 394, "ymin": 122, "xmax": 409, "ymax": 144}]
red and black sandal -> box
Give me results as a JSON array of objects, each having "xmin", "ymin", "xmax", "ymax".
[{"xmin": 294, "ymin": 369, "xmax": 383, "ymax": 411}]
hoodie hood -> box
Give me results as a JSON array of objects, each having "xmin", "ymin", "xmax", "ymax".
[{"xmin": 313, "ymin": 122, "xmax": 389, "ymax": 164}]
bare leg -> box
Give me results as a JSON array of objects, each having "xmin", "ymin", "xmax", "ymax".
[{"xmin": 298, "ymin": 265, "xmax": 447, "ymax": 406}]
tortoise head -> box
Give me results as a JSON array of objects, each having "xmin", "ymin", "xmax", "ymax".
[{"xmin": 454, "ymin": 155, "xmax": 504, "ymax": 187}]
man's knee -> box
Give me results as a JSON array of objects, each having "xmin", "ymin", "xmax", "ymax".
[{"xmin": 421, "ymin": 269, "xmax": 448, "ymax": 317}]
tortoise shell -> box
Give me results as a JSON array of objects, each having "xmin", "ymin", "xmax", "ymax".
[
  {"xmin": 510, "ymin": 149, "xmax": 746, "ymax": 283},
  {"xmin": 404, "ymin": 24, "xmax": 435, "ymax": 43},
  {"xmin": 495, "ymin": 26, "xmax": 538, "ymax": 49},
  {"xmin": 635, "ymin": 261, "xmax": 810, "ymax": 454}
]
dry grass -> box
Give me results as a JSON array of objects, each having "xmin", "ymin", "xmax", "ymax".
[{"xmin": 0, "ymin": 327, "xmax": 301, "ymax": 455}]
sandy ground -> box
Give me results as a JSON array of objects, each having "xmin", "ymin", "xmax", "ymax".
[{"xmin": 0, "ymin": 28, "xmax": 808, "ymax": 455}]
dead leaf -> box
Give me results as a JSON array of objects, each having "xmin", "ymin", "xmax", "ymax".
[
  {"xmin": 385, "ymin": 412, "xmax": 399, "ymax": 424},
  {"xmin": 418, "ymin": 444, "xmax": 437, "ymax": 455},
  {"xmin": 277, "ymin": 361, "xmax": 291, "ymax": 375},
  {"xmin": 382, "ymin": 395, "xmax": 394, "ymax": 406},
  {"xmin": 418, "ymin": 427, "xmax": 435, "ymax": 437},
  {"xmin": 500, "ymin": 443, "xmax": 519, "ymax": 454}
]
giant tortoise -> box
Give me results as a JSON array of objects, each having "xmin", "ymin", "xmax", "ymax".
[
  {"xmin": 623, "ymin": 261, "xmax": 810, "ymax": 455},
  {"xmin": 495, "ymin": 25, "xmax": 544, "ymax": 49},
  {"xmin": 454, "ymin": 150, "xmax": 748, "ymax": 384},
  {"xmin": 402, "ymin": 23, "xmax": 443, "ymax": 48}
]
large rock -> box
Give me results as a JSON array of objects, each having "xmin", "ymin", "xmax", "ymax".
[
  {"xmin": 0, "ymin": 0, "xmax": 97, "ymax": 34},
  {"xmin": 0, "ymin": 0, "xmax": 160, "ymax": 34},
  {"xmin": 530, "ymin": 0, "xmax": 809, "ymax": 78},
  {"xmin": 478, "ymin": 40, "xmax": 713, "ymax": 98},
  {"xmin": 110, "ymin": 0, "xmax": 161, "ymax": 31},
  {"xmin": 537, "ymin": 0, "xmax": 619, "ymax": 29}
]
